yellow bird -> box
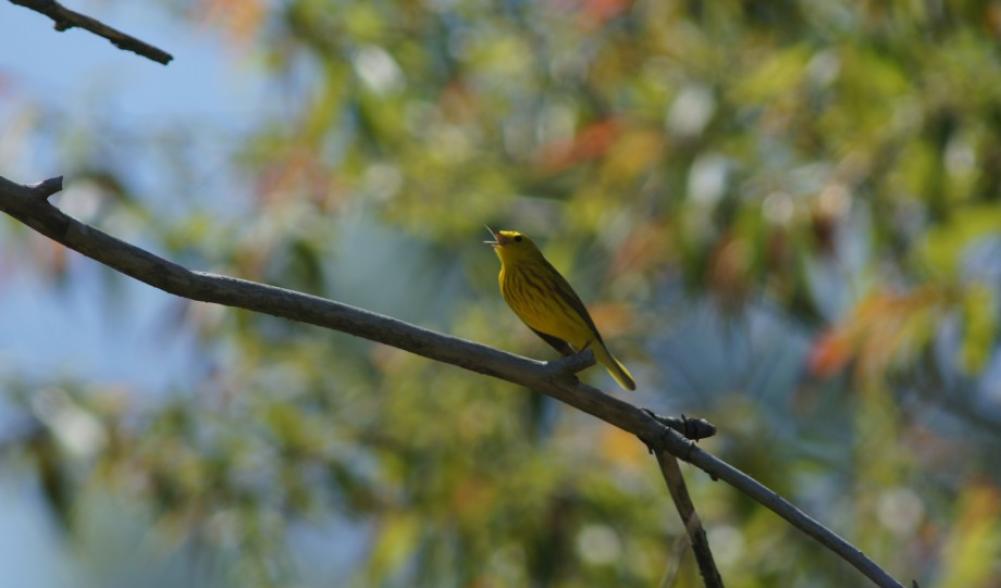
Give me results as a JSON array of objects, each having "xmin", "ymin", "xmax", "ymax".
[{"xmin": 486, "ymin": 227, "xmax": 636, "ymax": 391}]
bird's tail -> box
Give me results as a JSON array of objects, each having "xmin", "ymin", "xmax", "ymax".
[{"xmin": 593, "ymin": 342, "xmax": 636, "ymax": 391}]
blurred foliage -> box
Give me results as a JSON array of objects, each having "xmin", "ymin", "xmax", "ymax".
[{"xmin": 4, "ymin": 0, "xmax": 1001, "ymax": 586}]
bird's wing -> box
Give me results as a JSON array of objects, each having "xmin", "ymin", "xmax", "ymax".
[
  {"xmin": 543, "ymin": 258, "xmax": 603, "ymax": 342},
  {"xmin": 529, "ymin": 327, "xmax": 576, "ymax": 356}
]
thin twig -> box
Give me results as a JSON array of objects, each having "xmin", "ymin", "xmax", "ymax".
[
  {"xmin": 0, "ymin": 175, "xmax": 906, "ymax": 588},
  {"xmin": 658, "ymin": 532, "xmax": 690, "ymax": 588},
  {"xmin": 30, "ymin": 175, "xmax": 63, "ymax": 199},
  {"xmin": 668, "ymin": 437, "xmax": 905, "ymax": 587},
  {"xmin": 657, "ymin": 452, "xmax": 724, "ymax": 587},
  {"xmin": 8, "ymin": 0, "xmax": 173, "ymax": 64}
]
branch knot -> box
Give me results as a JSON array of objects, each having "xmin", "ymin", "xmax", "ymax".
[{"xmin": 30, "ymin": 176, "xmax": 63, "ymax": 200}]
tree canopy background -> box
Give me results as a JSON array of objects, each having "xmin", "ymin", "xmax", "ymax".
[{"xmin": 2, "ymin": 0, "xmax": 1001, "ymax": 586}]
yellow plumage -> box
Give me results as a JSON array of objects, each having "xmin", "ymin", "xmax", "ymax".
[{"xmin": 487, "ymin": 228, "xmax": 636, "ymax": 391}]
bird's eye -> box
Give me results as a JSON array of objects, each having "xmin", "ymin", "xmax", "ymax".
[{"xmin": 514, "ymin": 235, "xmax": 523, "ymax": 242}]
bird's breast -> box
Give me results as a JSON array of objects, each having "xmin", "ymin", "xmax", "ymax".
[{"xmin": 501, "ymin": 265, "xmax": 589, "ymax": 347}]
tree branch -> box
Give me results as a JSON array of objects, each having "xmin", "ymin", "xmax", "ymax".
[
  {"xmin": 0, "ymin": 175, "xmax": 906, "ymax": 588},
  {"xmin": 8, "ymin": 0, "xmax": 173, "ymax": 65},
  {"xmin": 658, "ymin": 532, "xmax": 690, "ymax": 588},
  {"xmin": 657, "ymin": 452, "xmax": 723, "ymax": 587},
  {"xmin": 542, "ymin": 348, "xmax": 596, "ymax": 377}
]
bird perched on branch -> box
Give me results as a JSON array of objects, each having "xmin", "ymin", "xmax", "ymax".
[{"xmin": 486, "ymin": 227, "xmax": 636, "ymax": 391}]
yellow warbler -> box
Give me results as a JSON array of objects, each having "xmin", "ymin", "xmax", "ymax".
[{"xmin": 486, "ymin": 227, "xmax": 636, "ymax": 391}]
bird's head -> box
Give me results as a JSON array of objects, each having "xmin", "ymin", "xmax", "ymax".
[{"xmin": 485, "ymin": 227, "xmax": 543, "ymax": 264}]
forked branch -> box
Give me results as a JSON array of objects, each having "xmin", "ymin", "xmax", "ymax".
[
  {"xmin": 8, "ymin": 0, "xmax": 173, "ymax": 64},
  {"xmin": 657, "ymin": 452, "xmax": 724, "ymax": 588},
  {"xmin": 0, "ymin": 175, "xmax": 906, "ymax": 588}
]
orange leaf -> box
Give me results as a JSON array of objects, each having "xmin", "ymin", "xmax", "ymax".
[
  {"xmin": 808, "ymin": 330, "xmax": 854, "ymax": 378},
  {"xmin": 535, "ymin": 119, "xmax": 621, "ymax": 172}
]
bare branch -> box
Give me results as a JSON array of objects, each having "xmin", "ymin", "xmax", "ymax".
[
  {"xmin": 648, "ymin": 432, "xmax": 905, "ymax": 588},
  {"xmin": 0, "ymin": 175, "xmax": 906, "ymax": 588},
  {"xmin": 647, "ymin": 410, "xmax": 717, "ymax": 445},
  {"xmin": 542, "ymin": 348, "xmax": 595, "ymax": 377},
  {"xmin": 657, "ymin": 452, "xmax": 724, "ymax": 588},
  {"xmin": 30, "ymin": 175, "xmax": 63, "ymax": 199},
  {"xmin": 9, "ymin": 0, "xmax": 173, "ymax": 65}
]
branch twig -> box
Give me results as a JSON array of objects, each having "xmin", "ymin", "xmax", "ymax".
[
  {"xmin": 0, "ymin": 175, "xmax": 906, "ymax": 588},
  {"xmin": 9, "ymin": 0, "xmax": 173, "ymax": 65},
  {"xmin": 658, "ymin": 532, "xmax": 690, "ymax": 588},
  {"xmin": 657, "ymin": 452, "xmax": 724, "ymax": 587}
]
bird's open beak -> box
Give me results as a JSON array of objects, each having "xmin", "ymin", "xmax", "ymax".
[{"xmin": 484, "ymin": 225, "xmax": 500, "ymax": 247}]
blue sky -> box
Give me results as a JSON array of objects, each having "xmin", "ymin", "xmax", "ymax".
[
  {"xmin": 0, "ymin": 0, "xmax": 271, "ymax": 391},
  {"xmin": 0, "ymin": 3, "xmax": 276, "ymax": 583},
  {"xmin": 1, "ymin": 1, "xmax": 266, "ymax": 125}
]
